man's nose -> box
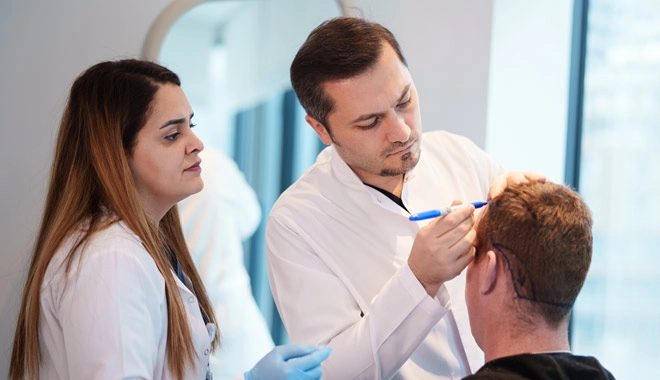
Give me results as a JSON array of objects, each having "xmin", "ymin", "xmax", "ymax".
[{"xmin": 385, "ymin": 112, "xmax": 411, "ymax": 143}]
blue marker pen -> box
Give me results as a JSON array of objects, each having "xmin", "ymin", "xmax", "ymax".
[{"xmin": 409, "ymin": 201, "xmax": 488, "ymax": 221}]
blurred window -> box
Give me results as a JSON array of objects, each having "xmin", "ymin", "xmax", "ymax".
[{"xmin": 571, "ymin": 1, "xmax": 660, "ymax": 378}]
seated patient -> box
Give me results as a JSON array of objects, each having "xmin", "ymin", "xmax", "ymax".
[{"xmin": 464, "ymin": 181, "xmax": 616, "ymax": 379}]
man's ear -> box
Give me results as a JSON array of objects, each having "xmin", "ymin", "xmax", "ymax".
[
  {"xmin": 481, "ymin": 250, "xmax": 499, "ymax": 294},
  {"xmin": 305, "ymin": 115, "xmax": 333, "ymax": 145}
]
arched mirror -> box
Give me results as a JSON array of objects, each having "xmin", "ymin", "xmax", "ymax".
[{"xmin": 142, "ymin": 0, "xmax": 345, "ymax": 354}]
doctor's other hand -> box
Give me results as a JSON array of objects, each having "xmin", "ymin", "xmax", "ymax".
[
  {"xmin": 488, "ymin": 170, "xmax": 547, "ymax": 200},
  {"xmin": 244, "ymin": 344, "xmax": 332, "ymax": 380}
]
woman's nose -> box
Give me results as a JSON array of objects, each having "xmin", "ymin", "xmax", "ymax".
[{"xmin": 188, "ymin": 130, "xmax": 204, "ymax": 154}]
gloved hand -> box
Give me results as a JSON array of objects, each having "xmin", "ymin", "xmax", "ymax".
[{"xmin": 244, "ymin": 344, "xmax": 332, "ymax": 380}]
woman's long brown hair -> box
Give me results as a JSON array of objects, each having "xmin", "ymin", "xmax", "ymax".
[{"xmin": 9, "ymin": 59, "xmax": 219, "ymax": 380}]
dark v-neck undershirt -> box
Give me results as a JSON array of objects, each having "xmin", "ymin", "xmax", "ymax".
[{"xmin": 363, "ymin": 182, "xmax": 409, "ymax": 213}]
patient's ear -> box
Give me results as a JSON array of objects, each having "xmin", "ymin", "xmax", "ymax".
[
  {"xmin": 305, "ymin": 115, "xmax": 333, "ymax": 145},
  {"xmin": 481, "ymin": 250, "xmax": 499, "ymax": 294}
]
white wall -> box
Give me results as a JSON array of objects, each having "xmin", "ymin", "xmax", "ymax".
[{"xmin": 486, "ymin": 0, "xmax": 574, "ymax": 182}]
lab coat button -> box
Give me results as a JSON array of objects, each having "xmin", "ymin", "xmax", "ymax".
[
  {"xmin": 188, "ymin": 296, "xmax": 195, "ymax": 303},
  {"xmin": 204, "ymin": 348, "xmax": 210, "ymax": 355}
]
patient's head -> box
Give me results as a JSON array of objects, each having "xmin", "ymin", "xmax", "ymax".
[{"xmin": 467, "ymin": 181, "xmax": 593, "ymax": 333}]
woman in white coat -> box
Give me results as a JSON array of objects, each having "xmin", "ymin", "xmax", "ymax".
[{"xmin": 8, "ymin": 59, "xmax": 330, "ymax": 380}]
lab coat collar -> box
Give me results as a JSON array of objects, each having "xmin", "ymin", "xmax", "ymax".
[
  {"xmin": 114, "ymin": 219, "xmax": 197, "ymax": 298},
  {"xmin": 325, "ymin": 145, "xmax": 419, "ymax": 217}
]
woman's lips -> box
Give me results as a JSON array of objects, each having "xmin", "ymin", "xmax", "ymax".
[{"xmin": 184, "ymin": 160, "xmax": 201, "ymax": 172}]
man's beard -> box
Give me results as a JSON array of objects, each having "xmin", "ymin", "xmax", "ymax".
[{"xmin": 379, "ymin": 150, "xmax": 420, "ymax": 176}]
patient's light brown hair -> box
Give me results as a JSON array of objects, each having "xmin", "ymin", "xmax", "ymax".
[
  {"xmin": 9, "ymin": 59, "xmax": 219, "ymax": 380},
  {"xmin": 475, "ymin": 181, "xmax": 593, "ymax": 327}
]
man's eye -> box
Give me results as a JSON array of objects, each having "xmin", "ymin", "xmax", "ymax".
[
  {"xmin": 358, "ymin": 118, "xmax": 379, "ymax": 130},
  {"xmin": 398, "ymin": 97, "xmax": 412, "ymax": 108}
]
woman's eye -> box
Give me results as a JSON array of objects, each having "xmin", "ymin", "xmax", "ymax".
[
  {"xmin": 398, "ymin": 97, "xmax": 412, "ymax": 108},
  {"xmin": 165, "ymin": 132, "xmax": 180, "ymax": 141}
]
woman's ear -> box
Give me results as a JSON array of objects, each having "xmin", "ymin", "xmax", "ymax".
[{"xmin": 305, "ymin": 115, "xmax": 333, "ymax": 145}]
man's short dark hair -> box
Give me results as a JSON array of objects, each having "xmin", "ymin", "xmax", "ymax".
[{"xmin": 290, "ymin": 17, "xmax": 407, "ymax": 129}]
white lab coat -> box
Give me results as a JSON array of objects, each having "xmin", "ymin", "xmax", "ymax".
[
  {"xmin": 39, "ymin": 220, "xmax": 212, "ymax": 380},
  {"xmin": 179, "ymin": 149, "xmax": 274, "ymax": 379},
  {"xmin": 266, "ymin": 131, "xmax": 504, "ymax": 379}
]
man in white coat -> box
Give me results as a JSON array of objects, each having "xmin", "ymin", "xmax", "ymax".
[{"xmin": 266, "ymin": 17, "xmax": 540, "ymax": 379}]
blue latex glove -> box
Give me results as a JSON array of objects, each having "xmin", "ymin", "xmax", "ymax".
[{"xmin": 244, "ymin": 344, "xmax": 332, "ymax": 380}]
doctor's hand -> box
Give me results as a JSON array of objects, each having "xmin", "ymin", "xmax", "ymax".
[
  {"xmin": 488, "ymin": 170, "xmax": 546, "ymax": 200},
  {"xmin": 244, "ymin": 344, "xmax": 332, "ymax": 380},
  {"xmin": 408, "ymin": 202, "xmax": 476, "ymax": 298}
]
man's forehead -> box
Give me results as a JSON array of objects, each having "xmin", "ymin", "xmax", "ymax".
[{"xmin": 323, "ymin": 77, "xmax": 413, "ymax": 120}]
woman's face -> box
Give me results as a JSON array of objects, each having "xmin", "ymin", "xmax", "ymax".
[{"xmin": 128, "ymin": 83, "xmax": 204, "ymax": 222}]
